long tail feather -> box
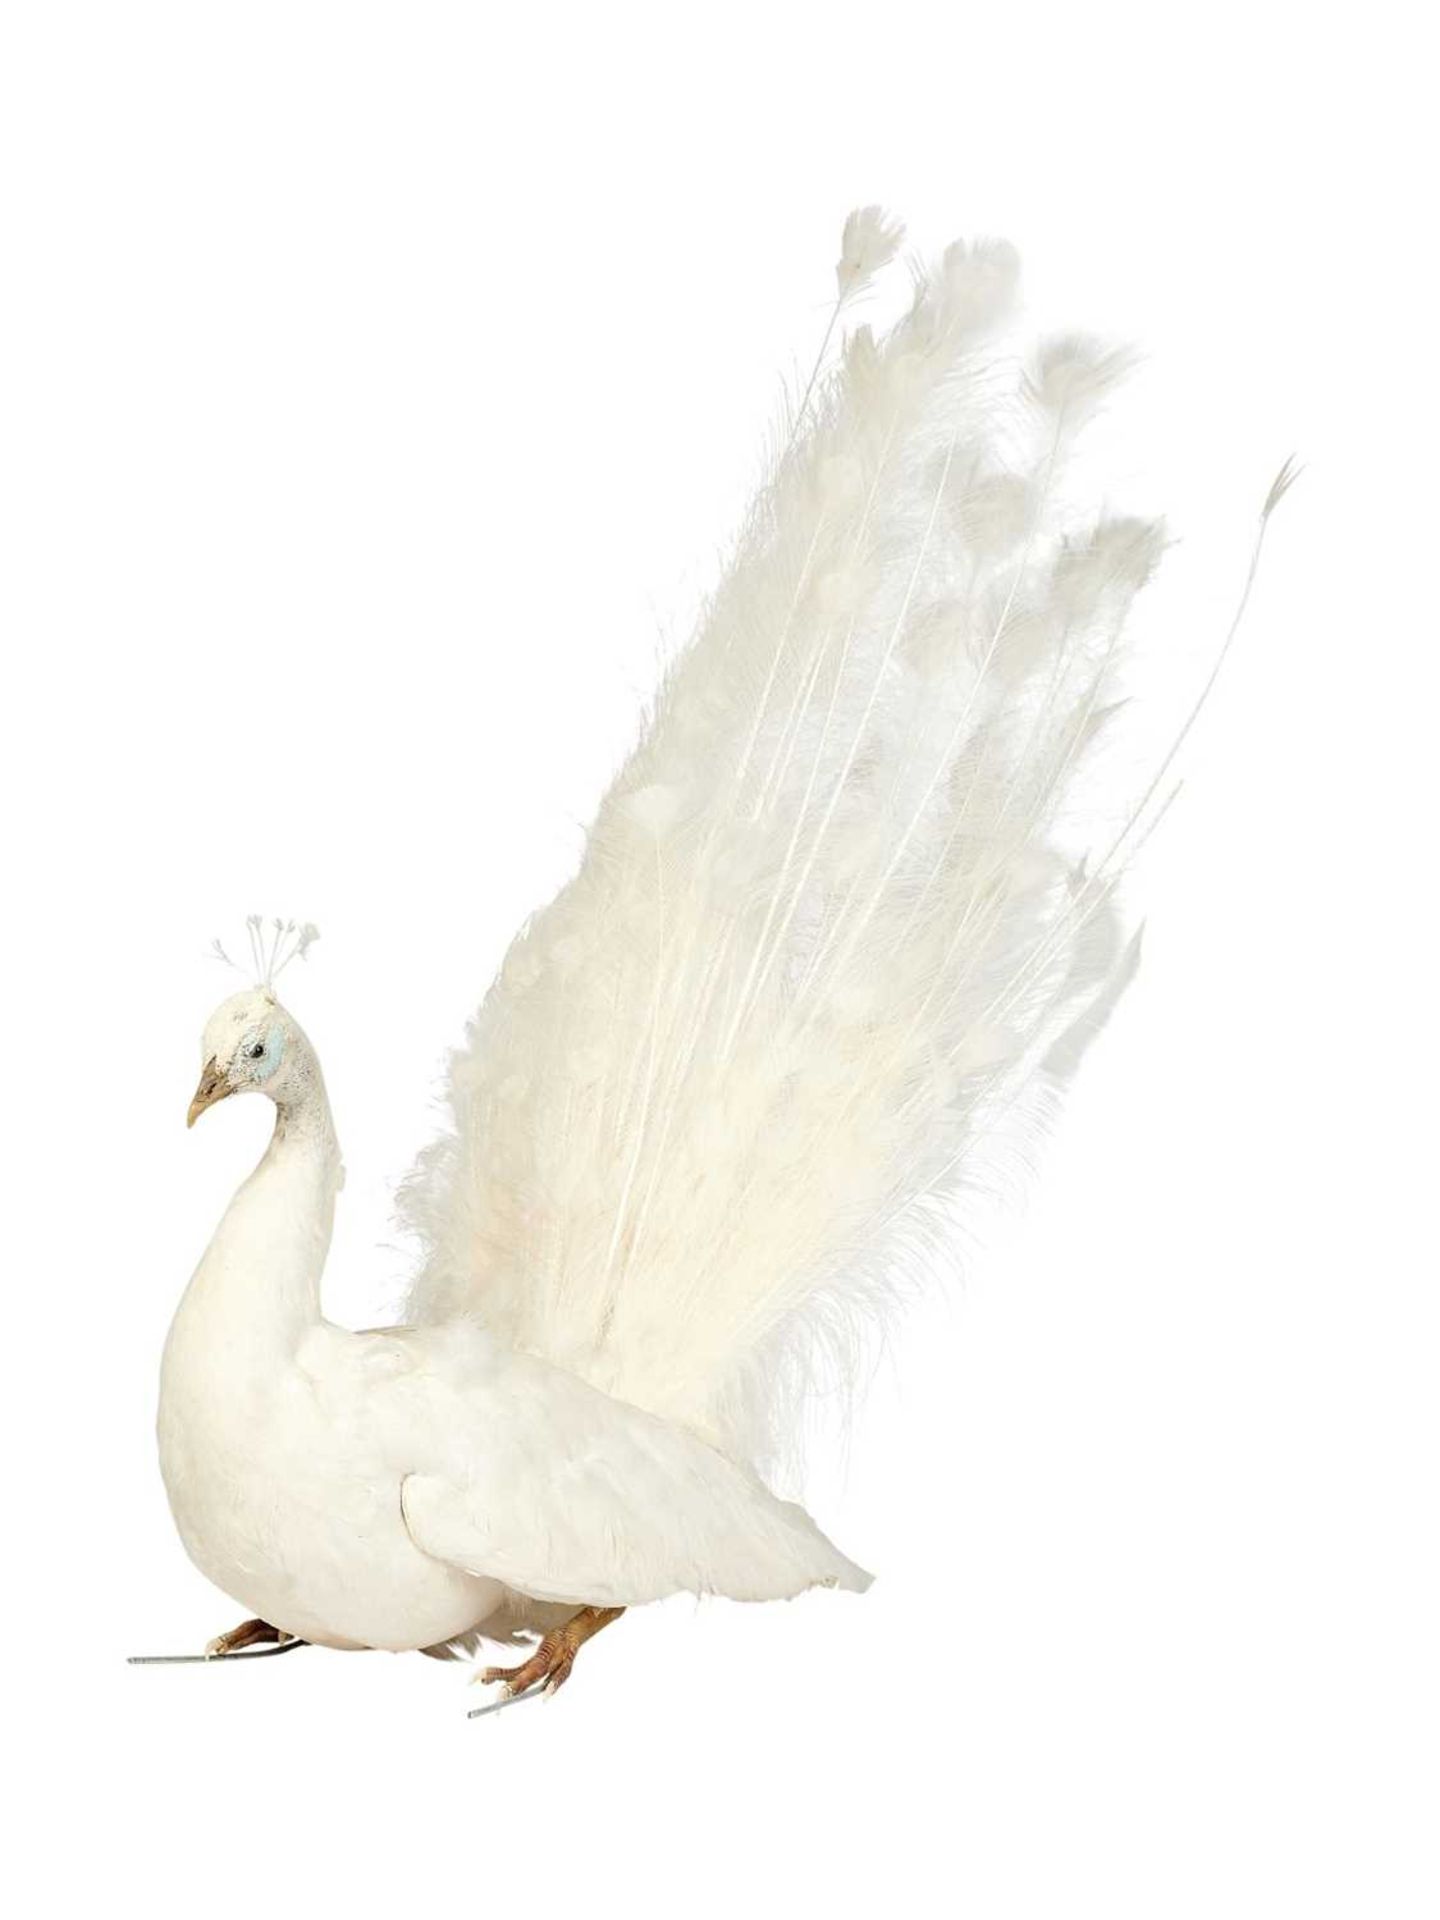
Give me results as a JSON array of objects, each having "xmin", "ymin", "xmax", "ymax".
[{"xmin": 400, "ymin": 215, "xmax": 1266, "ymax": 1475}]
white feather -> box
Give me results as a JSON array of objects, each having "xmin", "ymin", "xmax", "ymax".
[{"xmin": 399, "ymin": 218, "xmax": 1168, "ymax": 1477}]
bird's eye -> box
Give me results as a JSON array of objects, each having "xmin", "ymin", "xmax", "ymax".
[{"xmin": 247, "ymin": 1042, "xmax": 265, "ymax": 1060}]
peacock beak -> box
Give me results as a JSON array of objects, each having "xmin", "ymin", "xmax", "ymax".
[{"xmin": 187, "ymin": 1057, "xmax": 234, "ymax": 1128}]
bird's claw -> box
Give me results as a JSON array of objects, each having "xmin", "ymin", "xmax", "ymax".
[
  {"xmin": 475, "ymin": 1647, "xmax": 572, "ymax": 1699},
  {"xmin": 205, "ymin": 1619, "xmax": 295, "ymax": 1659},
  {"xmin": 467, "ymin": 1605, "xmax": 622, "ymax": 1716}
]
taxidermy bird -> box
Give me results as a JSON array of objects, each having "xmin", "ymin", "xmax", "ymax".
[{"xmin": 153, "ymin": 210, "xmax": 1288, "ymax": 1704}]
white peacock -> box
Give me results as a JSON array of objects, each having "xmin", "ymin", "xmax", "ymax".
[{"xmin": 144, "ymin": 210, "xmax": 1289, "ymax": 1707}]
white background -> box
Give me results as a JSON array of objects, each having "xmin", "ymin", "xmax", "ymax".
[{"xmin": 3, "ymin": 3, "xmax": 1435, "ymax": 1915}]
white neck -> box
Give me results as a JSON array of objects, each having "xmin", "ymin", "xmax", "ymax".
[{"xmin": 177, "ymin": 1072, "xmax": 345, "ymax": 1362}]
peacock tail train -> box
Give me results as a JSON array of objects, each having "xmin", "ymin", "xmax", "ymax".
[{"xmin": 398, "ymin": 211, "xmax": 1247, "ymax": 1481}]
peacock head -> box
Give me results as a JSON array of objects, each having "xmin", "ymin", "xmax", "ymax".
[
  {"xmin": 187, "ymin": 920, "xmax": 322, "ymax": 1127},
  {"xmin": 187, "ymin": 989, "xmax": 320, "ymax": 1126}
]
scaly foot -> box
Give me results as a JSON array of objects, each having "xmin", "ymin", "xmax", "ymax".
[
  {"xmin": 205, "ymin": 1618, "xmax": 296, "ymax": 1659},
  {"xmin": 477, "ymin": 1605, "xmax": 624, "ymax": 1698}
]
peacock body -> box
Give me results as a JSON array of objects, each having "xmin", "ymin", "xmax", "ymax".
[{"xmin": 155, "ymin": 211, "xmax": 1280, "ymax": 1693}]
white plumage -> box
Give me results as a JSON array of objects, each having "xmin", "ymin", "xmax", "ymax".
[{"xmin": 155, "ymin": 212, "xmax": 1282, "ymax": 1692}]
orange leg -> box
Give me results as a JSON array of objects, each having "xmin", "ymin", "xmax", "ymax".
[
  {"xmin": 205, "ymin": 1618, "xmax": 296, "ymax": 1658},
  {"xmin": 477, "ymin": 1606, "xmax": 625, "ymax": 1697}
]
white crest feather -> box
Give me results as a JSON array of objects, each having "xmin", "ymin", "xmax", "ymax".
[{"xmin": 211, "ymin": 915, "xmax": 320, "ymax": 991}]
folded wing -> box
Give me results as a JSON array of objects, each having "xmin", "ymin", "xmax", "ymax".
[{"xmin": 400, "ymin": 1347, "xmax": 868, "ymax": 1606}]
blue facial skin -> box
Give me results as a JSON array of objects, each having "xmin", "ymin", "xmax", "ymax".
[{"xmin": 248, "ymin": 1023, "xmax": 286, "ymax": 1082}]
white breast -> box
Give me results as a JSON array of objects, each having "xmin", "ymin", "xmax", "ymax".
[{"xmin": 159, "ymin": 1295, "xmax": 501, "ymax": 1651}]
